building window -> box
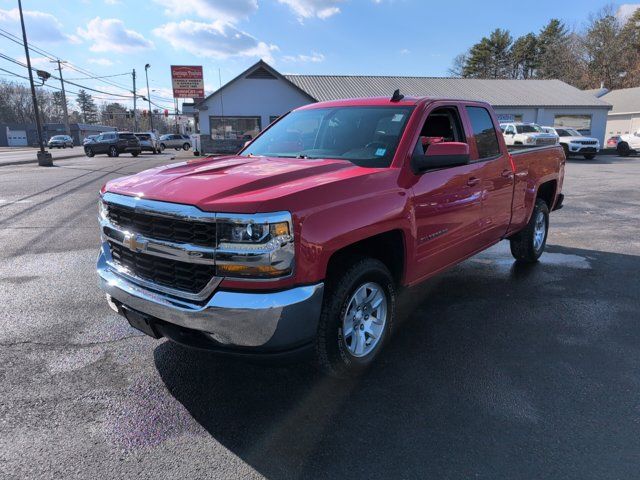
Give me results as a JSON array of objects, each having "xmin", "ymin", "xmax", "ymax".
[
  {"xmin": 554, "ymin": 115, "xmax": 592, "ymax": 135},
  {"xmin": 210, "ymin": 116, "xmax": 262, "ymax": 140},
  {"xmin": 497, "ymin": 114, "xmax": 523, "ymax": 123}
]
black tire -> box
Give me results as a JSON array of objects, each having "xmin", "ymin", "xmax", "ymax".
[
  {"xmin": 182, "ymin": 143, "xmax": 190, "ymax": 151},
  {"xmin": 617, "ymin": 142, "xmax": 630, "ymax": 157},
  {"xmin": 315, "ymin": 257, "xmax": 396, "ymax": 378},
  {"xmin": 160, "ymin": 143, "xmax": 166, "ymax": 152},
  {"xmin": 583, "ymin": 153, "xmax": 596, "ymax": 160},
  {"xmin": 152, "ymin": 148, "xmax": 158, "ymax": 154},
  {"xmin": 62, "ymin": 144, "xmax": 66, "ymax": 149},
  {"xmin": 509, "ymin": 198, "xmax": 550, "ymax": 263},
  {"xmin": 84, "ymin": 146, "xmax": 94, "ymax": 157},
  {"xmin": 562, "ymin": 144, "xmax": 569, "ymax": 158},
  {"xmin": 108, "ymin": 146, "xmax": 119, "ymax": 158},
  {"xmin": 131, "ymin": 151, "xmax": 139, "ymax": 157}
]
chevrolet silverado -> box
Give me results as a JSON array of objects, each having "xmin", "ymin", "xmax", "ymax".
[{"xmin": 97, "ymin": 94, "xmax": 565, "ymax": 377}]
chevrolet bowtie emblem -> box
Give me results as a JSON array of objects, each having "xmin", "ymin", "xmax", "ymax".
[{"xmin": 122, "ymin": 233, "xmax": 148, "ymax": 252}]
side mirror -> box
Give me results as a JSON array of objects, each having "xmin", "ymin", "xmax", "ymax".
[{"xmin": 412, "ymin": 142, "xmax": 470, "ymax": 174}]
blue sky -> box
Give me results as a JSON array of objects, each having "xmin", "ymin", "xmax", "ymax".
[{"xmin": 0, "ymin": 0, "xmax": 637, "ymax": 110}]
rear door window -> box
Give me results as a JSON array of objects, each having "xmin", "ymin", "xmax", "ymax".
[{"xmin": 466, "ymin": 107, "xmax": 501, "ymax": 159}]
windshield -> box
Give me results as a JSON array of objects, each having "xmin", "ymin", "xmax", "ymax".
[
  {"xmin": 558, "ymin": 128, "xmax": 581, "ymax": 137},
  {"xmin": 51, "ymin": 136, "xmax": 66, "ymax": 140},
  {"xmin": 241, "ymin": 106, "xmax": 414, "ymax": 167},
  {"xmin": 516, "ymin": 124, "xmax": 542, "ymax": 134},
  {"xmin": 136, "ymin": 134, "xmax": 151, "ymax": 140}
]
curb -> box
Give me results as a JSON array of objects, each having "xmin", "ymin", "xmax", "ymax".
[{"xmin": 0, "ymin": 152, "xmax": 177, "ymax": 168}]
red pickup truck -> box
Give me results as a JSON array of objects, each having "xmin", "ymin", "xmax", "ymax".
[{"xmin": 97, "ymin": 94, "xmax": 565, "ymax": 377}]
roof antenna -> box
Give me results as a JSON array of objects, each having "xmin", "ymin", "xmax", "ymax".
[{"xmin": 391, "ymin": 89, "xmax": 404, "ymax": 102}]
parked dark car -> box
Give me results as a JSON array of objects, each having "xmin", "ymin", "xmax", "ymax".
[
  {"xmin": 84, "ymin": 132, "xmax": 141, "ymax": 158},
  {"xmin": 134, "ymin": 132, "xmax": 160, "ymax": 154},
  {"xmin": 47, "ymin": 135, "xmax": 74, "ymax": 148},
  {"xmin": 159, "ymin": 134, "xmax": 191, "ymax": 151}
]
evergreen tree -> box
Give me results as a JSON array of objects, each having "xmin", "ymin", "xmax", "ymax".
[
  {"xmin": 536, "ymin": 19, "xmax": 570, "ymax": 79},
  {"xmin": 461, "ymin": 29, "xmax": 513, "ymax": 78},
  {"xmin": 511, "ymin": 33, "xmax": 538, "ymax": 79},
  {"xmin": 75, "ymin": 89, "xmax": 98, "ymax": 124}
]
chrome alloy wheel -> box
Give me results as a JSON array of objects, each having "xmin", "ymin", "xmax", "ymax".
[
  {"xmin": 342, "ymin": 282, "xmax": 387, "ymax": 357},
  {"xmin": 533, "ymin": 210, "xmax": 546, "ymax": 252}
]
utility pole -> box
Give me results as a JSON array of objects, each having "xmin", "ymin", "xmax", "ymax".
[
  {"xmin": 52, "ymin": 59, "xmax": 70, "ymax": 136},
  {"xmin": 18, "ymin": 0, "xmax": 51, "ymax": 166},
  {"xmin": 144, "ymin": 64, "xmax": 154, "ymax": 132},
  {"xmin": 132, "ymin": 68, "xmax": 138, "ymax": 132},
  {"xmin": 174, "ymin": 98, "xmax": 179, "ymax": 134}
]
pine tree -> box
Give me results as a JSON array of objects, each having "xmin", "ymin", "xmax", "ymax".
[
  {"xmin": 76, "ymin": 89, "xmax": 98, "ymax": 124},
  {"xmin": 511, "ymin": 33, "xmax": 538, "ymax": 79},
  {"xmin": 536, "ymin": 19, "xmax": 570, "ymax": 79}
]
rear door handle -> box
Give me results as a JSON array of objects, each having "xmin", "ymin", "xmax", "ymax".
[
  {"xmin": 466, "ymin": 177, "xmax": 480, "ymax": 186},
  {"xmin": 501, "ymin": 169, "xmax": 513, "ymax": 178}
]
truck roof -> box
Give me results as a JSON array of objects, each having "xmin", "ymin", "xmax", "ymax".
[{"xmin": 296, "ymin": 96, "xmax": 491, "ymax": 110}]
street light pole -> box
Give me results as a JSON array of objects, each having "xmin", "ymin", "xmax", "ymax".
[
  {"xmin": 144, "ymin": 64, "xmax": 154, "ymax": 132},
  {"xmin": 18, "ymin": 0, "xmax": 52, "ymax": 166}
]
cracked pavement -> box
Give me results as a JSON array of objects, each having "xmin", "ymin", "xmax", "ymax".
[{"xmin": 1, "ymin": 153, "xmax": 639, "ymax": 479}]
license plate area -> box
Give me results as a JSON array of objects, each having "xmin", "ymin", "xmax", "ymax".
[{"xmin": 123, "ymin": 308, "xmax": 162, "ymax": 339}]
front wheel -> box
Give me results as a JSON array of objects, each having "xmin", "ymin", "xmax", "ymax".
[
  {"xmin": 131, "ymin": 151, "xmax": 139, "ymax": 157},
  {"xmin": 182, "ymin": 143, "xmax": 191, "ymax": 151},
  {"xmin": 84, "ymin": 147, "xmax": 94, "ymax": 157},
  {"xmin": 315, "ymin": 257, "xmax": 396, "ymax": 378},
  {"xmin": 159, "ymin": 143, "xmax": 166, "ymax": 152},
  {"xmin": 510, "ymin": 198, "xmax": 549, "ymax": 263},
  {"xmin": 108, "ymin": 146, "xmax": 119, "ymax": 157}
]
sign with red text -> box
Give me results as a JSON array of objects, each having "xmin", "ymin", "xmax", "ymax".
[{"xmin": 171, "ymin": 65, "xmax": 204, "ymax": 98}]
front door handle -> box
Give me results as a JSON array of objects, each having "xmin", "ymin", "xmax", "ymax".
[
  {"xmin": 501, "ymin": 169, "xmax": 514, "ymax": 178},
  {"xmin": 466, "ymin": 177, "xmax": 480, "ymax": 186}
]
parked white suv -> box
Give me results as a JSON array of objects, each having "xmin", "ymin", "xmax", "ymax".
[
  {"xmin": 615, "ymin": 130, "xmax": 640, "ymax": 157},
  {"xmin": 541, "ymin": 127, "xmax": 599, "ymax": 160},
  {"xmin": 159, "ymin": 134, "xmax": 191, "ymax": 151},
  {"xmin": 500, "ymin": 123, "xmax": 558, "ymax": 148}
]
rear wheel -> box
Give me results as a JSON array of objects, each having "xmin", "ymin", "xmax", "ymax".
[
  {"xmin": 108, "ymin": 146, "xmax": 119, "ymax": 157},
  {"xmin": 131, "ymin": 151, "xmax": 139, "ymax": 157},
  {"xmin": 315, "ymin": 257, "xmax": 396, "ymax": 378},
  {"xmin": 84, "ymin": 146, "xmax": 94, "ymax": 157},
  {"xmin": 583, "ymin": 153, "xmax": 596, "ymax": 160},
  {"xmin": 617, "ymin": 142, "xmax": 631, "ymax": 157},
  {"xmin": 510, "ymin": 198, "xmax": 549, "ymax": 263},
  {"xmin": 159, "ymin": 143, "xmax": 166, "ymax": 152}
]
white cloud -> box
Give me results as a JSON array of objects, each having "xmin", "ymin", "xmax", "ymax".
[
  {"xmin": 17, "ymin": 56, "xmax": 52, "ymax": 69},
  {"xmin": 154, "ymin": 0, "xmax": 258, "ymax": 22},
  {"xmin": 0, "ymin": 8, "xmax": 75, "ymax": 43},
  {"xmin": 88, "ymin": 58, "xmax": 115, "ymax": 66},
  {"xmin": 77, "ymin": 17, "xmax": 154, "ymax": 52},
  {"xmin": 104, "ymin": 0, "xmax": 122, "ymax": 4},
  {"xmin": 282, "ymin": 52, "xmax": 325, "ymax": 63},
  {"xmin": 616, "ymin": 4, "xmax": 640, "ymax": 22},
  {"xmin": 153, "ymin": 20, "xmax": 277, "ymax": 62},
  {"xmin": 277, "ymin": 0, "xmax": 343, "ymax": 20},
  {"xmin": 399, "ymin": 48, "xmax": 410, "ymax": 55}
]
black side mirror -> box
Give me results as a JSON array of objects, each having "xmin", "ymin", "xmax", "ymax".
[{"xmin": 412, "ymin": 142, "xmax": 470, "ymax": 174}]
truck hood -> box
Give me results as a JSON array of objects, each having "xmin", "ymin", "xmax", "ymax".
[
  {"xmin": 104, "ymin": 155, "xmax": 379, "ymax": 212},
  {"xmin": 520, "ymin": 132, "xmax": 557, "ymax": 139},
  {"xmin": 563, "ymin": 136, "xmax": 598, "ymax": 143}
]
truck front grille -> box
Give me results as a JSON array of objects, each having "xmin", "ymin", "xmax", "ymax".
[
  {"xmin": 108, "ymin": 241, "xmax": 215, "ymax": 295},
  {"xmin": 579, "ymin": 140, "xmax": 597, "ymax": 145},
  {"xmin": 106, "ymin": 203, "xmax": 216, "ymax": 248}
]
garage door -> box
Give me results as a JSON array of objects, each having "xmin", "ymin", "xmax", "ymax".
[{"xmin": 7, "ymin": 129, "xmax": 28, "ymax": 147}]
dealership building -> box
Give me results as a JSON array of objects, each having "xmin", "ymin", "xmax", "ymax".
[
  {"xmin": 194, "ymin": 60, "xmax": 612, "ymax": 153},
  {"xmin": 587, "ymin": 86, "xmax": 640, "ymax": 137}
]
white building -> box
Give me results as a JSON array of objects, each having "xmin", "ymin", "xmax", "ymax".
[
  {"xmin": 195, "ymin": 60, "xmax": 611, "ymax": 153},
  {"xmin": 590, "ymin": 87, "xmax": 640, "ymax": 138}
]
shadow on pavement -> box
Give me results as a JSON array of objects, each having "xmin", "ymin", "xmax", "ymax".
[{"xmin": 154, "ymin": 245, "xmax": 640, "ymax": 479}]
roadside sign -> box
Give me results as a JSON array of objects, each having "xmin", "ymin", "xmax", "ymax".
[
  {"xmin": 497, "ymin": 114, "xmax": 515, "ymax": 123},
  {"xmin": 171, "ymin": 66, "xmax": 204, "ymax": 98}
]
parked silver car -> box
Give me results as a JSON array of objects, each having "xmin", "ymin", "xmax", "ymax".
[
  {"xmin": 159, "ymin": 134, "xmax": 191, "ymax": 151},
  {"xmin": 134, "ymin": 132, "xmax": 160, "ymax": 154},
  {"xmin": 47, "ymin": 135, "xmax": 74, "ymax": 148},
  {"xmin": 83, "ymin": 135, "xmax": 99, "ymax": 146}
]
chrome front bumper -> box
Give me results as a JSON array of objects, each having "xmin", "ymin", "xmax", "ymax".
[{"xmin": 97, "ymin": 244, "xmax": 324, "ymax": 349}]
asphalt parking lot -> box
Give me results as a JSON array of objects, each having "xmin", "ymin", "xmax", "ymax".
[{"xmin": 1, "ymin": 151, "xmax": 639, "ymax": 479}]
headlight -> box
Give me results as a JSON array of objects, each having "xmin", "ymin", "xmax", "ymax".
[
  {"xmin": 216, "ymin": 213, "xmax": 294, "ymax": 279},
  {"xmin": 526, "ymin": 137, "xmax": 535, "ymax": 143},
  {"xmin": 98, "ymin": 198, "xmax": 108, "ymax": 220}
]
